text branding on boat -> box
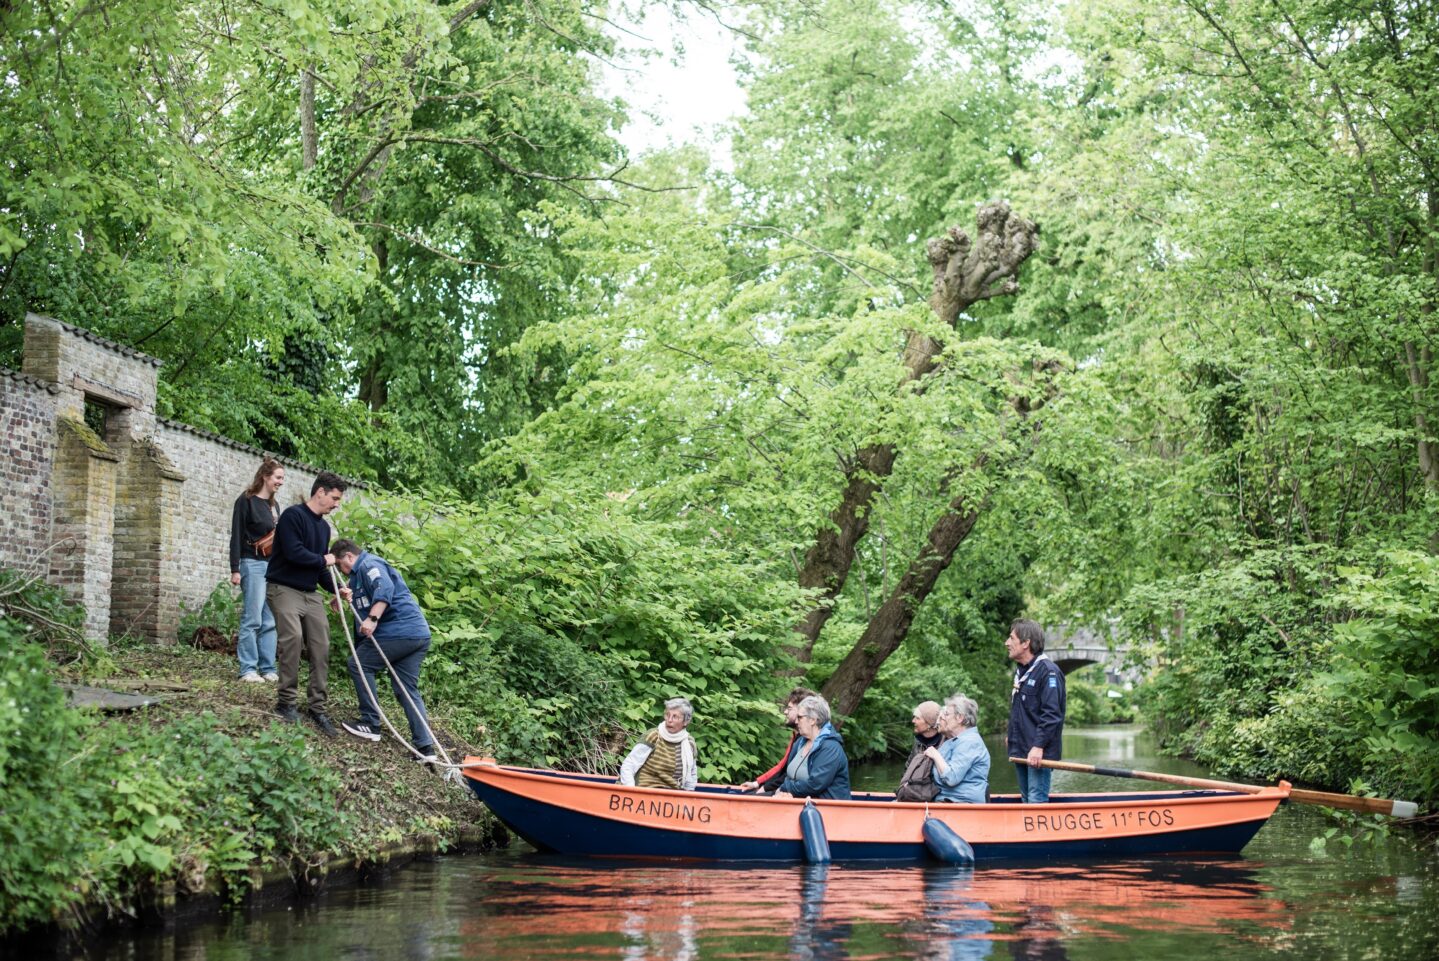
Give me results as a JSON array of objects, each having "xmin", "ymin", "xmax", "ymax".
[
  {"xmin": 609, "ymin": 794, "xmax": 713, "ymax": 823},
  {"xmin": 1022, "ymin": 808, "xmax": 1175, "ymax": 833}
]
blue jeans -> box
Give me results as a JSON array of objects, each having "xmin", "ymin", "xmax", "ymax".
[
  {"xmin": 1014, "ymin": 763, "xmax": 1053, "ymax": 804},
  {"xmin": 348, "ymin": 634, "xmax": 433, "ymax": 748},
  {"xmin": 236, "ymin": 558, "xmax": 277, "ymax": 676}
]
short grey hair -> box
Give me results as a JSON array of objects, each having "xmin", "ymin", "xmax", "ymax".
[
  {"xmin": 664, "ymin": 697, "xmax": 694, "ymax": 724},
  {"xmin": 796, "ymin": 695, "xmax": 831, "ymax": 727},
  {"xmin": 944, "ymin": 694, "xmax": 979, "ymax": 729}
]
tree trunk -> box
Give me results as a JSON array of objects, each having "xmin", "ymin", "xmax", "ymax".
[
  {"xmin": 789, "ymin": 202, "xmax": 1038, "ymax": 664},
  {"xmin": 820, "ymin": 357, "xmax": 1062, "ymax": 713},
  {"xmin": 1415, "ymin": 187, "xmax": 1439, "ymax": 495},
  {"xmin": 821, "ymin": 491, "xmax": 984, "ymax": 718},
  {"xmin": 1403, "ymin": 339, "xmax": 1437, "ymax": 490},
  {"xmin": 300, "ymin": 70, "xmax": 317, "ymax": 171},
  {"xmin": 358, "ymin": 237, "xmax": 389, "ymax": 410}
]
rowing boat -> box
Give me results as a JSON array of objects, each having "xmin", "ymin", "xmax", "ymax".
[{"xmin": 460, "ymin": 758, "xmax": 1288, "ymax": 862}]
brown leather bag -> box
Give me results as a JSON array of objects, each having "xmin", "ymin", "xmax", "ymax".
[
  {"xmin": 253, "ymin": 529, "xmax": 275, "ymax": 558},
  {"xmin": 895, "ymin": 749, "xmax": 941, "ymax": 802}
]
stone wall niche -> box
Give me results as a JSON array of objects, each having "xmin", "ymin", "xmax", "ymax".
[
  {"xmin": 109, "ymin": 440, "xmax": 186, "ymax": 642},
  {"xmin": 49, "ymin": 417, "xmax": 119, "ymax": 641}
]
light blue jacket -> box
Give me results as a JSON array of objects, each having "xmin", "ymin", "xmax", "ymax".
[{"xmin": 932, "ymin": 728, "xmax": 990, "ymax": 804}]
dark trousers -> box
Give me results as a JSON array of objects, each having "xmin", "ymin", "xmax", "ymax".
[
  {"xmin": 267, "ymin": 583, "xmax": 330, "ymax": 711},
  {"xmin": 347, "ymin": 634, "xmax": 433, "ymax": 748}
]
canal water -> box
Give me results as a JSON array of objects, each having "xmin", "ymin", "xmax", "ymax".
[{"xmin": 45, "ymin": 726, "xmax": 1439, "ymax": 960}]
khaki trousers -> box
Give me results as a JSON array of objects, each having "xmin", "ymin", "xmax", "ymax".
[{"xmin": 266, "ymin": 583, "xmax": 330, "ymax": 712}]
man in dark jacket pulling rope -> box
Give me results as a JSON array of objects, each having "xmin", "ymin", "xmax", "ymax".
[{"xmin": 331, "ymin": 539, "xmax": 439, "ymax": 762}]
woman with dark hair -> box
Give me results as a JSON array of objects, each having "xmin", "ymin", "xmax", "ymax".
[{"xmin": 229, "ymin": 457, "xmax": 285, "ymax": 682}]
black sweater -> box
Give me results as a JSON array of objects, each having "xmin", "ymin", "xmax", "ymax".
[
  {"xmin": 264, "ymin": 503, "xmax": 334, "ymax": 593},
  {"xmin": 229, "ymin": 494, "xmax": 279, "ymax": 572}
]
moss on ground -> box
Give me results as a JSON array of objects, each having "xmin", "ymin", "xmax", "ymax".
[{"xmin": 72, "ymin": 639, "xmax": 501, "ymax": 859}]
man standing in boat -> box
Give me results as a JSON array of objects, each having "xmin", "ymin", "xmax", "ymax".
[{"xmin": 1006, "ymin": 618, "xmax": 1066, "ymax": 803}]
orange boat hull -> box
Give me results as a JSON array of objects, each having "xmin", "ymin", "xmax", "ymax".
[{"xmin": 462, "ymin": 760, "xmax": 1287, "ymax": 862}]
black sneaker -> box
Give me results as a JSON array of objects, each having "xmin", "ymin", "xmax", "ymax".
[
  {"xmin": 342, "ymin": 720, "xmax": 382, "ymax": 742},
  {"xmin": 307, "ymin": 711, "xmax": 338, "ymax": 738},
  {"xmin": 413, "ymin": 743, "xmax": 439, "ymax": 764},
  {"xmin": 274, "ymin": 703, "xmax": 300, "ymax": 724}
]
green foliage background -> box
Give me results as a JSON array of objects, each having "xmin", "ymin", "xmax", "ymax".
[{"xmin": 4, "ymin": 0, "xmax": 1439, "ymax": 930}]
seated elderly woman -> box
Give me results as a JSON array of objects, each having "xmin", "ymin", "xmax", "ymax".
[
  {"xmin": 618, "ymin": 697, "xmax": 699, "ymax": 791},
  {"xmin": 773, "ymin": 695, "xmax": 851, "ymax": 801},
  {"xmin": 895, "ymin": 699, "xmax": 944, "ymax": 801},
  {"xmin": 923, "ymin": 694, "xmax": 990, "ymax": 804}
]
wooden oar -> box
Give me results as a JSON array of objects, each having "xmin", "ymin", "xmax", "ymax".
[{"xmin": 1007, "ymin": 757, "xmax": 1419, "ymax": 818}]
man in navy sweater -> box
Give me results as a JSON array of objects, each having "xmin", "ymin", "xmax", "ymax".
[{"xmin": 265, "ymin": 471, "xmax": 348, "ymax": 734}]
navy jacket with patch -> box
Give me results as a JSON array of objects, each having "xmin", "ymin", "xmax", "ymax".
[
  {"xmin": 1007, "ymin": 656, "xmax": 1067, "ymax": 760},
  {"xmin": 347, "ymin": 551, "xmax": 431, "ymax": 641}
]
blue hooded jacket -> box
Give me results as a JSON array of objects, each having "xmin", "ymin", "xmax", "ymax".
[{"xmin": 778, "ymin": 723, "xmax": 851, "ymax": 800}]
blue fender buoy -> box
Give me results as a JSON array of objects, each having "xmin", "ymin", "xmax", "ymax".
[
  {"xmin": 800, "ymin": 800, "xmax": 832, "ymax": 863},
  {"xmin": 923, "ymin": 815, "xmax": 975, "ymax": 864}
]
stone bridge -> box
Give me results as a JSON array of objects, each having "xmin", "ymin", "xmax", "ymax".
[{"xmin": 1045, "ymin": 625, "xmax": 1148, "ymax": 687}]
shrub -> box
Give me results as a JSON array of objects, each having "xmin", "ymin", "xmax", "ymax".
[
  {"xmin": 1322, "ymin": 552, "xmax": 1439, "ymax": 806},
  {"xmin": 0, "ymin": 621, "xmax": 354, "ymax": 933},
  {"xmin": 1121, "ymin": 547, "xmax": 1439, "ymax": 809},
  {"xmin": 125, "ymin": 714, "xmax": 352, "ymax": 888},
  {"xmin": 0, "ymin": 566, "xmax": 88, "ymax": 661},
  {"xmin": 0, "ymin": 620, "xmax": 91, "ymax": 930},
  {"xmin": 340, "ymin": 490, "xmax": 807, "ymax": 780},
  {"xmin": 1065, "ymin": 672, "xmax": 1107, "ymax": 726}
]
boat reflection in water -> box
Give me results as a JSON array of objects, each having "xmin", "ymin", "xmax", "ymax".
[{"xmin": 455, "ymin": 856, "xmax": 1289, "ymax": 959}]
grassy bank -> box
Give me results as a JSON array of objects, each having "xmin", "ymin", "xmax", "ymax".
[{"xmin": 0, "ymin": 614, "xmax": 505, "ymax": 937}]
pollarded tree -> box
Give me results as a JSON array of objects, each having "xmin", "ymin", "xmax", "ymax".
[
  {"xmin": 792, "ymin": 202, "xmax": 1040, "ymax": 664},
  {"xmin": 483, "ymin": 148, "xmax": 1070, "ymax": 716}
]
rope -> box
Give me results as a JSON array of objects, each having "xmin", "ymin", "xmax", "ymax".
[{"xmin": 328, "ymin": 566, "xmax": 461, "ymax": 780}]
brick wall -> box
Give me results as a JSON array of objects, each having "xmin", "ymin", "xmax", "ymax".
[
  {"xmin": 1, "ymin": 314, "xmax": 355, "ymax": 643},
  {"xmin": 50, "ymin": 417, "xmax": 119, "ymax": 639},
  {"xmin": 157, "ymin": 420, "xmax": 325, "ymax": 614},
  {"xmin": 0, "ymin": 369, "xmax": 60, "ymax": 578}
]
